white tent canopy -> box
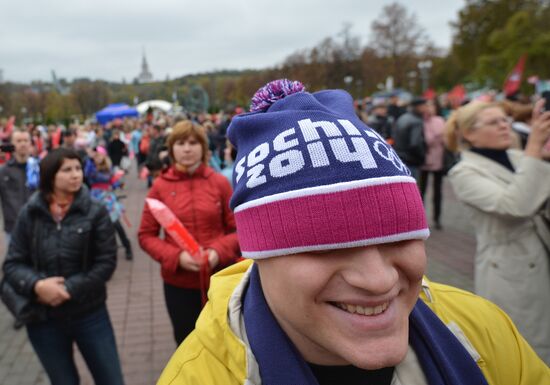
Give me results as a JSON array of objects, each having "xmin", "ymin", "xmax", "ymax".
[{"xmin": 136, "ymin": 100, "xmax": 173, "ymax": 114}]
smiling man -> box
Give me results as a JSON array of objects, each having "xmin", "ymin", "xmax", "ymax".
[{"xmin": 157, "ymin": 80, "xmax": 549, "ymax": 385}]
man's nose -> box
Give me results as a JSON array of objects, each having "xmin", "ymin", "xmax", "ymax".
[{"xmin": 340, "ymin": 246, "xmax": 398, "ymax": 294}]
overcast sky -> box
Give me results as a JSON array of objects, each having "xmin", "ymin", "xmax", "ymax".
[{"xmin": 1, "ymin": 0, "xmax": 465, "ymax": 83}]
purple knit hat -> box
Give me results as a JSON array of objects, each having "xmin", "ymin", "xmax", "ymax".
[{"xmin": 227, "ymin": 79, "xmax": 429, "ymax": 259}]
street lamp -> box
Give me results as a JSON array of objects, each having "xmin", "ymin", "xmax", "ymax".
[
  {"xmin": 343, "ymin": 75, "xmax": 354, "ymax": 96},
  {"xmin": 355, "ymin": 79, "xmax": 363, "ymax": 98},
  {"xmin": 407, "ymin": 71, "xmax": 417, "ymax": 93},
  {"xmin": 417, "ymin": 60, "xmax": 433, "ymax": 92}
]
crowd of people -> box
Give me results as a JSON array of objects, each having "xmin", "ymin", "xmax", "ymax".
[{"xmin": 0, "ymin": 81, "xmax": 549, "ymax": 384}]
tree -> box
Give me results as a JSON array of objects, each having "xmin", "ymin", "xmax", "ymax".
[
  {"xmin": 44, "ymin": 92, "xmax": 77, "ymax": 123},
  {"xmin": 280, "ymin": 24, "xmax": 364, "ymax": 95},
  {"xmin": 369, "ymin": 2, "xmax": 431, "ymax": 87},
  {"xmin": 71, "ymin": 81, "xmax": 111, "ymax": 116},
  {"xmin": 474, "ymin": 9, "xmax": 550, "ymax": 89},
  {"xmin": 449, "ymin": 0, "xmax": 541, "ymax": 84}
]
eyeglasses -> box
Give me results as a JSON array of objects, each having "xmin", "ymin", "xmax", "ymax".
[{"xmin": 476, "ymin": 116, "xmax": 512, "ymax": 127}]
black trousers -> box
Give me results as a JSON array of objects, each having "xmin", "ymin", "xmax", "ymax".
[
  {"xmin": 113, "ymin": 220, "xmax": 131, "ymax": 251},
  {"xmin": 419, "ymin": 170, "xmax": 444, "ymax": 223},
  {"xmin": 163, "ymin": 283, "xmax": 203, "ymax": 345}
]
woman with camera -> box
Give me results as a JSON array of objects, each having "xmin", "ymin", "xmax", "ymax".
[
  {"xmin": 446, "ymin": 99, "xmax": 550, "ymax": 364},
  {"xmin": 2, "ymin": 148, "xmax": 124, "ymax": 385}
]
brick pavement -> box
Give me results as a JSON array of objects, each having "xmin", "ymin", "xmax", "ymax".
[{"xmin": 0, "ymin": 169, "xmax": 476, "ymax": 384}]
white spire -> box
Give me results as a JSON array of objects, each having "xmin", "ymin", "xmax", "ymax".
[{"xmin": 138, "ymin": 47, "xmax": 153, "ymax": 83}]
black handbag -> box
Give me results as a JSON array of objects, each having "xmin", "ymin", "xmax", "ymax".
[
  {"xmin": 0, "ymin": 278, "xmax": 46, "ymax": 324},
  {"xmin": 0, "ymin": 219, "xmax": 46, "ymax": 324}
]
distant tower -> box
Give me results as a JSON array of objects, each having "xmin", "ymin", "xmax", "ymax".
[
  {"xmin": 0, "ymin": 69, "xmax": 3, "ymax": 83},
  {"xmin": 138, "ymin": 49, "xmax": 153, "ymax": 83}
]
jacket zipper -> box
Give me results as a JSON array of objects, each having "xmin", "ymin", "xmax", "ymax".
[
  {"xmin": 190, "ymin": 177, "xmax": 197, "ymax": 238},
  {"xmin": 55, "ymin": 220, "xmax": 62, "ymax": 275}
]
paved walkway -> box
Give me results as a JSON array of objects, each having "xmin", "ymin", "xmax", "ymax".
[{"xmin": 0, "ymin": 169, "xmax": 476, "ymax": 384}]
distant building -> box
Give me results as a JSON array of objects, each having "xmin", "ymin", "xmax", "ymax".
[
  {"xmin": 0, "ymin": 69, "xmax": 3, "ymax": 83},
  {"xmin": 137, "ymin": 51, "xmax": 153, "ymax": 83}
]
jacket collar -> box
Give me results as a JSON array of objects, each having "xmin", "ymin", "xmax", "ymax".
[
  {"xmin": 160, "ymin": 163, "xmax": 213, "ymax": 181},
  {"xmin": 28, "ymin": 185, "xmax": 91, "ymax": 218},
  {"xmin": 460, "ymin": 149, "xmax": 521, "ymax": 183},
  {"xmin": 6, "ymin": 157, "xmax": 27, "ymax": 167}
]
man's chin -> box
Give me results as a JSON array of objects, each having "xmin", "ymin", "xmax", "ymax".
[{"xmin": 342, "ymin": 340, "xmax": 409, "ymax": 370}]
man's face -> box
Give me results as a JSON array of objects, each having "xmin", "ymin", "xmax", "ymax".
[
  {"xmin": 64, "ymin": 134, "xmax": 76, "ymax": 147},
  {"xmin": 11, "ymin": 131, "xmax": 31, "ymax": 158},
  {"xmin": 150, "ymin": 127, "xmax": 161, "ymax": 138},
  {"xmin": 415, "ymin": 103, "xmax": 429, "ymax": 116},
  {"xmin": 256, "ymin": 240, "xmax": 426, "ymax": 369},
  {"xmin": 373, "ymin": 106, "xmax": 387, "ymax": 117}
]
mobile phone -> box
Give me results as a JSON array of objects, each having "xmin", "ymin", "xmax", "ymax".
[
  {"xmin": 0, "ymin": 143, "xmax": 15, "ymax": 153},
  {"xmin": 542, "ymin": 91, "xmax": 550, "ymax": 112}
]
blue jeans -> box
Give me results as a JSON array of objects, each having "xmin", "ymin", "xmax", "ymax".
[{"xmin": 26, "ymin": 305, "xmax": 124, "ymax": 385}]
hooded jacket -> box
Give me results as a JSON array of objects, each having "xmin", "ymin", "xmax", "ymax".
[
  {"xmin": 138, "ymin": 164, "xmax": 240, "ymax": 289},
  {"xmin": 2, "ymin": 186, "xmax": 117, "ymax": 320},
  {"xmin": 157, "ymin": 260, "xmax": 549, "ymax": 385}
]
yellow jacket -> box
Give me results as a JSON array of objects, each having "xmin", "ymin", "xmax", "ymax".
[{"xmin": 158, "ymin": 260, "xmax": 550, "ymax": 385}]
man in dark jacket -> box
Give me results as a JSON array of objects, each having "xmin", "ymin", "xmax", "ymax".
[
  {"xmin": 145, "ymin": 124, "xmax": 167, "ymax": 186},
  {"xmin": 393, "ymin": 98, "xmax": 428, "ymax": 180},
  {"xmin": 0, "ymin": 128, "xmax": 33, "ymax": 242},
  {"xmin": 366, "ymin": 104, "xmax": 393, "ymax": 140},
  {"xmin": 107, "ymin": 130, "xmax": 128, "ymax": 169}
]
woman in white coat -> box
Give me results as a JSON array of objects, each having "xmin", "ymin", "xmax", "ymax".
[{"xmin": 446, "ymin": 99, "xmax": 550, "ymax": 364}]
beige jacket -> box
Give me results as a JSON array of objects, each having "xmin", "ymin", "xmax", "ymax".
[{"xmin": 448, "ymin": 149, "xmax": 550, "ymax": 364}]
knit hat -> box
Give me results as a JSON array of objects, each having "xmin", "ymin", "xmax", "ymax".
[
  {"xmin": 228, "ymin": 79, "xmax": 429, "ymax": 259},
  {"xmin": 96, "ymin": 146, "xmax": 107, "ymax": 155}
]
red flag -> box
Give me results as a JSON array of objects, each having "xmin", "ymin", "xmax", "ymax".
[
  {"xmin": 145, "ymin": 198, "xmax": 211, "ymax": 305},
  {"xmin": 503, "ymin": 55, "xmax": 527, "ymax": 96},
  {"xmin": 447, "ymin": 84, "xmax": 466, "ymax": 107},
  {"xmin": 423, "ymin": 88, "xmax": 436, "ymax": 100},
  {"xmin": 51, "ymin": 126, "xmax": 62, "ymax": 149}
]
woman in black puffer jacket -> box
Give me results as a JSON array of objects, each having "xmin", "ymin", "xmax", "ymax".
[{"xmin": 2, "ymin": 148, "xmax": 124, "ymax": 385}]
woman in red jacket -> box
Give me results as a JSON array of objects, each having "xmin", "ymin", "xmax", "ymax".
[{"xmin": 138, "ymin": 120, "xmax": 240, "ymax": 345}]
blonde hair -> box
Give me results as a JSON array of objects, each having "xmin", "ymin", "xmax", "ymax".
[
  {"xmin": 445, "ymin": 102, "xmax": 501, "ymax": 152},
  {"xmin": 166, "ymin": 120, "xmax": 209, "ymax": 165},
  {"xmin": 95, "ymin": 154, "xmax": 112, "ymax": 172}
]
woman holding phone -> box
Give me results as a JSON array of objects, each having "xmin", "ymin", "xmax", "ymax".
[{"xmin": 446, "ymin": 99, "xmax": 550, "ymax": 364}]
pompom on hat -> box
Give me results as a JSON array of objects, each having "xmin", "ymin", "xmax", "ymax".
[{"xmin": 228, "ymin": 79, "xmax": 429, "ymax": 259}]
